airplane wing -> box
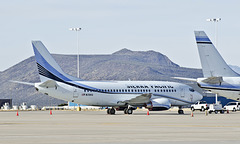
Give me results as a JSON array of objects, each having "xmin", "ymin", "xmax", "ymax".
[
  {"xmin": 153, "ymin": 93, "xmax": 194, "ymax": 104},
  {"xmin": 39, "ymin": 80, "xmax": 59, "ymax": 88},
  {"xmin": 118, "ymin": 93, "xmax": 152, "ymax": 105},
  {"xmin": 201, "ymin": 77, "xmax": 223, "ymax": 84}
]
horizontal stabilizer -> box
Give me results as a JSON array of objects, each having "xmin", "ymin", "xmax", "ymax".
[
  {"xmin": 172, "ymin": 77, "xmax": 197, "ymax": 82},
  {"xmin": 9, "ymin": 80, "xmax": 35, "ymax": 86}
]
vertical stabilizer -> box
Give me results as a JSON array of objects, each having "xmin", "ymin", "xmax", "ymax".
[
  {"xmin": 32, "ymin": 41, "xmax": 81, "ymax": 82},
  {"xmin": 194, "ymin": 31, "xmax": 239, "ymax": 77}
]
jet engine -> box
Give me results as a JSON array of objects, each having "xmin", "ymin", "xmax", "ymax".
[{"xmin": 146, "ymin": 98, "xmax": 171, "ymax": 111}]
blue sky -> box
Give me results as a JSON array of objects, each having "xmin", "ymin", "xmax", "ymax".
[{"xmin": 1, "ymin": 0, "xmax": 240, "ymax": 71}]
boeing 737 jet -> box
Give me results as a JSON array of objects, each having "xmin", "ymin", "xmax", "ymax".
[
  {"xmin": 18, "ymin": 41, "xmax": 202, "ymax": 115},
  {"xmin": 175, "ymin": 31, "xmax": 240, "ymax": 101}
]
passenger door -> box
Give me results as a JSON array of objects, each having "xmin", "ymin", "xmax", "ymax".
[
  {"xmin": 180, "ymin": 87, "xmax": 185, "ymax": 98},
  {"xmin": 73, "ymin": 88, "xmax": 79, "ymax": 101}
]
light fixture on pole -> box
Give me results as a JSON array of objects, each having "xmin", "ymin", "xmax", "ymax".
[
  {"xmin": 206, "ymin": 18, "xmax": 221, "ymax": 48},
  {"xmin": 69, "ymin": 28, "xmax": 81, "ymax": 78}
]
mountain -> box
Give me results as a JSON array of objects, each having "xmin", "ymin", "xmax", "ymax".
[{"xmin": 0, "ymin": 49, "xmax": 203, "ymax": 106}]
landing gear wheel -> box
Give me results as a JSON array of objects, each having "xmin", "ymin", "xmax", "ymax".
[
  {"xmin": 109, "ymin": 108, "xmax": 116, "ymax": 115},
  {"xmin": 124, "ymin": 108, "xmax": 133, "ymax": 114},
  {"xmin": 178, "ymin": 110, "xmax": 184, "ymax": 114},
  {"xmin": 127, "ymin": 109, "xmax": 133, "ymax": 114},
  {"xmin": 124, "ymin": 108, "xmax": 128, "ymax": 114}
]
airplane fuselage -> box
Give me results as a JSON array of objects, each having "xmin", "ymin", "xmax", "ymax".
[
  {"xmin": 36, "ymin": 80, "xmax": 201, "ymax": 107},
  {"xmin": 198, "ymin": 77, "xmax": 240, "ymax": 100}
]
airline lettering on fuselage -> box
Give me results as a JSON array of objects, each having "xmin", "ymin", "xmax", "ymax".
[{"xmin": 126, "ymin": 85, "xmax": 174, "ymax": 89}]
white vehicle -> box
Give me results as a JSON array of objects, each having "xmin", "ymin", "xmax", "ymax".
[
  {"xmin": 224, "ymin": 102, "xmax": 240, "ymax": 112},
  {"xmin": 12, "ymin": 41, "xmax": 203, "ymax": 115},
  {"xmin": 191, "ymin": 101, "xmax": 209, "ymax": 111},
  {"xmin": 208, "ymin": 102, "xmax": 224, "ymax": 114},
  {"xmin": 174, "ymin": 31, "xmax": 240, "ymax": 101}
]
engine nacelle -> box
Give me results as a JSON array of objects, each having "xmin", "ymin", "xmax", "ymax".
[{"xmin": 146, "ymin": 98, "xmax": 171, "ymax": 111}]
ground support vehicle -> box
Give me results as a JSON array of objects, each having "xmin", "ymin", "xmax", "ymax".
[
  {"xmin": 223, "ymin": 102, "xmax": 240, "ymax": 112},
  {"xmin": 208, "ymin": 102, "xmax": 224, "ymax": 114},
  {"xmin": 191, "ymin": 101, "xmax": 209, "ymax": 112}
]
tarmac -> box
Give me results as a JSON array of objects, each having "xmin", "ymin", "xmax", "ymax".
[{"xmin": 0, "ymin": 109, "xmax": 240, "ymax": 144}]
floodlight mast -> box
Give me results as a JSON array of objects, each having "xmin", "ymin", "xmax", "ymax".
[
  {"xmin": 69, "ymin": 28, "xmax": 81, "ymax": 78},
  {"xmin": 206, "ymin": 18, "xmax": 221, "ymax": 48},
  {"xmin": 206, "ymin": 18, "xmax": 221, "ymax": 104}
]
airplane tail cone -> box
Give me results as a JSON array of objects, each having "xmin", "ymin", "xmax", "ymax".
[
  {"xmin": 50, "ymin": 110, "xmax": 52, "ymax": 115},
  {"xmin": 147, "ymin": 110, "xmax": 149, "ymax": 115},
  {"xmin": 16, "ymin": 110, "xmax": 19, "ymax": 116}
]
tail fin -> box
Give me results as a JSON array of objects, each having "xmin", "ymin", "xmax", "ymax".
[
  {"xmin": 194, "ymin": 31, "xmax": 239, "ymax": 77},
  {"xmin": 32, "ymin": 41, "xmax": 81, "ymax": 82}
]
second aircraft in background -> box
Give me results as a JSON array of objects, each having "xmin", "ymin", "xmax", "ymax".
[{"xmin": 175, "ymin": 31, "xmax": 240, "ymax": 101}]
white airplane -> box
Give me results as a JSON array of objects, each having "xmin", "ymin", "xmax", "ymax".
[
  {"xmin": 174, "ymin": 31, "xmax": 240, "ymax": 101},
  {"xmin": 22, "ymin": 41, "xmax": 202, "ymax": 115}
]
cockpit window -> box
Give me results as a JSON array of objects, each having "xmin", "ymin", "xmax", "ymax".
[{"xmin": 189, "ymin": 88, "xmax": 195, "ymax": 92}]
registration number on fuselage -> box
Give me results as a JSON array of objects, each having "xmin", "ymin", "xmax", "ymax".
[{"xmin": 82, "ymin": 93, "xmax": 93, "ymax": 96}]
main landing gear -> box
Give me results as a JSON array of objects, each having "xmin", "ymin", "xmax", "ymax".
[
  {"xmin": 178, "ymin": 106, "xmax": 184, "ymax": 114},
  {"xmin": 107, "ymin": 107, "xmax": 134, "ymax": 115},
  {"xmin": 124, "ymin": 108, "xmax": 133, "ymax": 115},
  {"xmin": 107, "ymin": 108, "xmax": 116, "ymax": 115}
]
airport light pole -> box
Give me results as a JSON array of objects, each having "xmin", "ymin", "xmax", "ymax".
[
  {"xmin": 206, "ymin": 18, "xmax": 221, "ymax": 104},
  {"xmin": 69, "ymin": 28, "xmax": 81, "ymax": 78},
  {"xmin": 206, "ymin": 18, "xmax": 221, "ymax": 48}
]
